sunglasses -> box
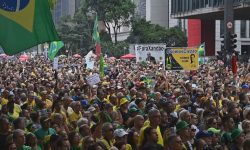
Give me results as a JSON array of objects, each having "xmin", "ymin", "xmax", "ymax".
[{"xmin": 191, "ymin": 129, "xmax": 196, "ymax": 132}]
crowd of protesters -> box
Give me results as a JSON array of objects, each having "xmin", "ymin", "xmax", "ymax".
[{"xmin": 0, "ymin": 54, "xmax": 249, "ymax": 150}]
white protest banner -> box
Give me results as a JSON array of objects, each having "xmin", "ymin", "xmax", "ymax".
[
  {"xmin": 86, "ymin": 73, "xmax": 101, "ymax": 87},
  {"xmin": 135, "ymin": 44, "xmax": 166, "ymax": 65},
  {"xmin": 53, "ymin": 57, "xmax": 59, "ymax": 70}
]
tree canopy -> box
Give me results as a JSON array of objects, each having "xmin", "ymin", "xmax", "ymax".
[
  {"xmin": 127, "ymin": 19, "xmax": 187, "ymax": 47},
  {"xmin": 85, "ymin": 0, "xmax": 135, "ymax": 44}
]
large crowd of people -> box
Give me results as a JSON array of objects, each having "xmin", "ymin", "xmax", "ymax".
[{"xmin": 0, "ymin": 55, "xmax": 249, "ymax": 150}]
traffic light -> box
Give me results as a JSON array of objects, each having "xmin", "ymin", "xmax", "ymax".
[{"xmin": 230, "ymin": 33, "xmax": 237, "ymax": 50}]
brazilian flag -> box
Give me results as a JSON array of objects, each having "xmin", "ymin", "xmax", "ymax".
[{"xmin": 0, "ymin": 0, "xmax": 60, "ymax": 55}]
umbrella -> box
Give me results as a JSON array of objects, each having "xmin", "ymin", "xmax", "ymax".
[
  {"xmin": 120, "ymin": 54, "xmax": 136, "ymax": 59},
  {"xmin": 73, "ymin": 54, "xmax": 81, "ymax": 58},
  {"xmin": 19, "ymin": 54, "xmax": 29, "ymax": 61},
  {"xmin": 109, "ymin": 57, "xmax": 116, "ymax": 61},
  {"xmin": 19, "ymin": 54, "xmax": 29, "ymax": 58},
  {"xmin": 0, "ymin": 54, "xmax": 9, "ymax": 59},
  {"xmin": 19, "ymin": 57, "xmax": 28, "ymax": 62}
]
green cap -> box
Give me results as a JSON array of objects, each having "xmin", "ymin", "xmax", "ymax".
[
  {"xmin": 129, "ymin": 107, "xmax": 140, "ymax": 114},
  {"xmin": 207, "ymin": 128, "xmax": 221, "ymax": 134},
  {"xmin": 176, "ymin": 121, "xmax": 189, "ymax": 133},
  {"xmin": 231, "ymin": 128, "xmax": 243, "ymax": 141}
]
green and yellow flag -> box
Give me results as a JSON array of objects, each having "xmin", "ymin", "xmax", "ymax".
[
  {"xmin": 48, "ymin": 41, "xmax": 64, "ymax": 61},
  {"xmin": 198, "ymin": 42, "xmax": 205, "ymax": 64},
  {"xmin": 0, "ymin": 0, "xmax": 60, "ymax": 55},
  {"xmin": 92, "ymin": 15, "xmax": 101, "ymax": 57},
  {"xmin": 99, "ymin": 53, "xmax": 104, "ymax": 77}
]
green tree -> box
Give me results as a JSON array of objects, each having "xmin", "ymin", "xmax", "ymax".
[
  {"xmin": 101, "ymin": 41, "xmax": 129, "ymax": 57},
  {"xmin": 48, "ymin": 0, "xmax": 57, "ymax": 9},
  {"xmin": 56, "ymin": 3, "xmax": 93, "ymax": 55},
  {"xmin": 86, "ymin": 0, "xmax": 135, "ymax": 44},
  {"xmin": 127, "ymin": 19, "xmax": 187, "ymax": 47}
]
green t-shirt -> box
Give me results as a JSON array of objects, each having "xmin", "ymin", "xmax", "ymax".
[
  {"xmin": 34, "ymin": 128, "xmax": 56, "ymax": 142},
  {"xmin": 18, "ymin": 145, "xmax": 32, "ymax": 150}
]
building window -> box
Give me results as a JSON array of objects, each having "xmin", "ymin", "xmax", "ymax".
[{"xmin": 241, "ymin": 20, "xmax": 247, "ymax": 38}]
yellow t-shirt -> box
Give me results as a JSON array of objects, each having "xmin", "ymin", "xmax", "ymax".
[
  {"xmin": 68, "ymin": 111, "xmax": 82, "ymax": 123},
  {"xmin": 44, "ymin": 99, "xmax": 52, "ymax": 108},
  {"xmin": 9, "ymin": 104, "xmax": 22, "ymax": 120},
  {"xmin": 126, "ymin": 144, "xmax": 132, "ymax": 150},
  {"xmin": 1, "ymin": 98, "xmax": 8, "ymax": 105},
  {"xmin": 138, "ymin": 120, "xmax": 164, "ymax": 147},
  {"xmin": 98, "ymin": 138, "xmax": 113, "ymax": 150},
  {"xmin": 26, "ymin": 100, "xmax": 36, "ymax": 107}
]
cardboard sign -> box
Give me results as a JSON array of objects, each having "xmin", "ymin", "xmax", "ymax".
[
  {"xmin": 135, "ymin": 44, "xmax": 166, "ymax": 65},
  {"xmin": 165, "ymin": 47, "xmax": 199, "ymax": 70},
  {"xmin": 53, "ymin": 57, "xmax": 59, "ymax": 70},
  {"xmin": 86, "ymin": 73, "xmax": 101, "ymax": 86}
]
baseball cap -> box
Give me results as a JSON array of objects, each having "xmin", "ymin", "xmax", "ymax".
[
  {"xmin": 114, "ymin": 129, "xmax": 128, "ymax": 137},
  {"xmin": 196, "ymin": 130, "xmax": 213, "ymax": 139},
  {"xmin": 242, "ymin": 84, "xmax": 249, "ymax": 89}
]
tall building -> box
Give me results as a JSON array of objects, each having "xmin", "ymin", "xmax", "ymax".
[
  {"xmin": 170, "ymin": 0, "xmax": 250, "ymax": 56},
  {"xmin": 113, "ymin": 0, "xmax": 187, "ymax": 42},
  {"xmin": 52, "ymin": 0, "xmax": 77, "ymax": 25}
]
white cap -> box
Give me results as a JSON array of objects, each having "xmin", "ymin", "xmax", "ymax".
[
  {"xmin": 87, "ymin": 106, "xmax": 96, "ymax": 112},
  {"xmin": 114, "ymin": 129, "xmax": 128, "ymax": 137}
]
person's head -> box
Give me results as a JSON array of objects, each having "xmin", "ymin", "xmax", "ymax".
[
  {"xmin": 243, "ymin": 138, "xmax": 250, "ymax": 150},
  {"xmin": 40, "ymin": 116, "xmax": 51, "ymax": 130},
  {"xmin": 231, "ymin": 128, "xmax": 245, "ymax": 145},
  {"xmin": 166, "ymin": 135, "xmax": 183, "ymax": 150},
  {"xmin": 243, "ymin": 106, "xmax": 250, "ymax": 120},
  {"xmin": 72, "ymin": 101, "xmax": 82, "ymax": 113},
  {"xmin": 147, "ymin": 53, "xmax": 151, "ymax": 57},
  {"xmin": 179, "ymin": 109, "xmax": 191, "ymax": 123},
  {"xmin": 148, "ymin": 108, "xmax": 161, "ymax": 127},
  {"xmin": 56, "ymin": 138, "xmax": 70, "ymax": 150},
  {"xmin": 191, "ymin": 113, "xmax": 198, "ymax": 125},
  {"xmin": 68, "ymin": 131, "xmax": 81, "ymax": 147},
  {"xmin": 243, "ymin": 119, "xmax": 250, "ymax": 134},
  {"xmin": 119, "ymin": 98, "xmax": 129, "ymax": 110},
  {"xmin": 127, "ymin": 130, "xmax": 139, "ymax": 149},
  {"xmin": 13, "ymin": 129, "xmax": 25, "ymax": 148},
  {"xmin": 102, "ymin": 122, "xmax": 114, "ymax": 141},
  {"xmin": 143, "ymin": 127, "xmax": 158, "ymax": 144},
  {"xmin": 79, "ymin": 124, "xmax": 91, "ymax": 138},
  {"xmin": 13, "ymin": 117, "xmax": 26, "ymax": 130},
  {"xmin": 160, "ymin": 111, "xmax": 169, "ymax": 125},
  {"xmin": 82, "ymin": 136, "xmax": 95, "ymax": 150},
  {"xmin": 206, "ymin": 117, "xmax": 218, "ymax": 129},
  {"xmin": 207, "ymin": 128, "xmax": 221, "ymax": 146},
  {"xmin": 25, "ymin": 133, "xmax": 37, "ymax": 147},
  {"xmin": 114, "ymin": 129, "xmax": 128, "ymax": 143},
  {"xmin": 195, "ymin": 139, "xmax": 208, "ymax": 150},
  {"xmin": 228, "ymin": 105, "xmax": 241, "ymax": 123},
  {"xmin": 176, "ymin": 121, "xmax": 190, "ymax": 140},
  {"xmin": 0, "ymin": 116, "xmax": 10, "ymax": 133},
  {"xmin": 6, "ymin": 134, "xmax": 17, "ymax": 150},
  {"xmin": 195, "ymin": 130, "xmax": 213, "ymax": 146},
  {"xmin": 222, "ymin": 115, "xmax": 235, "ymax": 131},
  {"xmin": 52, "ymin": 113, "xmax": 63, "ymax": 125},
  {"xmin": 114, "ymin": 141, "xmax": 126, "ymax": 150}
]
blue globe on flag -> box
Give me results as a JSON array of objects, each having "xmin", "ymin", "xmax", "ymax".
[{"xmin": 0, "ymin": 0, "xmax": 30, "ymax": 12}]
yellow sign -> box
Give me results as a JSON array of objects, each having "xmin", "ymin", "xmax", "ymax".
[{"xmin": 165, "ymin": 47, "xmax": 199, "ymax": 70}]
